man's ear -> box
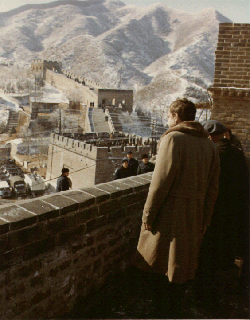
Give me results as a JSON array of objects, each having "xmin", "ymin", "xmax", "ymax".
[{"xmin": 175, "ymin": 113, "xmax": 182, "ymax": 125}]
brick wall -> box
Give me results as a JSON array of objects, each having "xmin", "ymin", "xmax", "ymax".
[
  {"xmin": 213, "ymin": 23, "xmax": 250, "ymax": 88},
  {"xmin": 209, "ymin": 23, "xmax": 250, "ymax": 156},
  {"xmin": 0, "ymin": 173, "xmax": 152, "ymax": 319}
]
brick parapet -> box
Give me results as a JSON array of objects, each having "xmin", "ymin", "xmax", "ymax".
[
  {"xmin": 0, "ymin": 173, "xmax": 152, "ymax": 319},
  {"xmin": 210, "ymin": 23, "xmax": 250, "ymax": 157},
  {"xmin": 213, "ymin": 23, "xmax": 250, "ymax": 88}
]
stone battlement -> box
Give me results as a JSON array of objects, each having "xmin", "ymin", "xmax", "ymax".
[
  {"xmin": 0, "ymin": 173, "xmax": 152, "ymax": 319},
  {"xmin": 50, "ymin": 134, "xmax": 151, "ymax": 160},
  {"xmin": 62, "ymin": 69, "xmax": 102, "ymax": 89}
]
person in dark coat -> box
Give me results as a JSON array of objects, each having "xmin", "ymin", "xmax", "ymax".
[
  {"xmin": 114, "ymin": 158, "xmax": 131, "ymax": 180},
  {"xmin": 137, "ymin": 154, "xmax": 155, "ymax": 175},
  {"xmin": 197, "ymin": 120, "xmax": 249, "ymax": 308},
  {"xmin": 56, "ymin": 168, "xmax": 71, "ymax": 192},
  {"xmin": 127, "ymin": 151, "xmax": 139, "ymax": 176},
  {"xmin": 224, "ymin": 127, "xmax": 243, "ymax": 151}
]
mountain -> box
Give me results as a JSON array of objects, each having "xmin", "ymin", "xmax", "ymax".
[{"xmin": 0, "ymin": 0, "xmax": 231, "ymax": 110}]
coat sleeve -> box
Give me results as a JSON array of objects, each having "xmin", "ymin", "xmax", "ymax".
[
  {"xmin": 114, "ymin": 169, "xmax": 120, "ymax": 180},
  {"xmin": 142, "ymin": 133, "xmax": 180, "ymax": 225},
  {"xmin": 202, "ymin": 146, "xmax": 220, "ymax": 227},
  {"xmin": 137, "ymin": 164, "xmax": 141, "ymax": 175},
  {"xmin": 57, "ymin": 178, "xmax": 63, "ymax": 192}
]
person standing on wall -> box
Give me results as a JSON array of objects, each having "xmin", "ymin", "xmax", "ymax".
[
  {"xmin": 114, "ymin": 158, "xmax": 131, "ymax": 180},
  {"xmin": 196, "ymin": 120, "xmax": 249, "ymax": 308},
  {"xmin": 224, "ymin": 127, "xmax": 243, "ymax": 151},
  {"xmin": 137, "ymin": 154, "xmax": 155, "ymax": 175},
  {"xmin": 56, "ymin": 168, "xmax": 72, "ymax": 192},
  {"xmin": 133, "ymin": 99, "xmax": 220, "ymax": 318},
  {"xmin": 126, "ymin": 151, "xmax": 139, "ymax": 176}
]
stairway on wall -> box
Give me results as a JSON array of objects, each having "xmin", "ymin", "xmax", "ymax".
[
  {"xmin": 108, "ymin": 108, "xmax": 123, "ymax": 132},
  {"xmin": 4, "ymin": 110, "xmax": 19, "ymax": 133},
  {"xmin": 92, "ymin": 108, "xmax": 111, "ymax": 133}
]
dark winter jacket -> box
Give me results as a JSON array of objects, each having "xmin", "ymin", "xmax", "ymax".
[
  {"xmin": 201, "ymin": 138, "xmax": 249, "ymax": 268},
  {"xmin": 137, "ymin": 162, "xmax": 155, "ymax": 175},
  {"xmin": 230, "ymin": 134, "xmax": 243, "ymax": 151},
  {"xmin": 56, "ymin": 175, "xmax": 71, "ymax": 192},
  {"xmin": 128, "ymin": 158, "xmax": 139, "ymax": 176},
  {"xmin": 114, "ymin": 166, "xmax": 131, "ymax": 180}
]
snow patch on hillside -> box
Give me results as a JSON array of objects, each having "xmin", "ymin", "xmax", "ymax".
[{"xmin": 0, "ymin": 1, "xmax": 232, "ymax": 111}]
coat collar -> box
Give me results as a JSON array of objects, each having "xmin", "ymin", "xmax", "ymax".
[
  {"xmin": 157, "ymin": 121, "xmax": 208, "ymax": 151},
  {"xmin": 162, "ymin": 121, "xmax": 208, "ymax": 139}
]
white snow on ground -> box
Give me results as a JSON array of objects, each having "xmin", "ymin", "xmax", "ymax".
[
  {"xmin": 36, "ymin": 83, "xmax": 69, "ymax": 104},
  {"xmin": 0, "ymin": 108, "xmax": 9, "ymax": 131},
  {"xmin": 0, "ymin": 93, "xmax": 20, "ymax": 111},
  {"xmin": 0, "ymin": 1, "xmax": 231, "ymax": 111},
  {"xmin": 30, "ymin": 83, "xmax": 69, "ymax": 104}
]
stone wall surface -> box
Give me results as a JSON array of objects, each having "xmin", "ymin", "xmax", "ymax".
[
  {"xmin": 209, "ymin": 23, "xmax": 250, "ymax": 157},
  {"xmin": 0, "ymin": 173, "xmax": 152, "ymax": 319}
]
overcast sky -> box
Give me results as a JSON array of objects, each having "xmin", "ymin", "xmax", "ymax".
[{"xmin": 0, "ymin": 0, "xmax": 249, "ymax": 23}]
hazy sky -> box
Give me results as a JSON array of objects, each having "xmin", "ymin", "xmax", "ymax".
[{"xmin": 0, "ymin": 0, "xmax": 249, "ymax": 23}]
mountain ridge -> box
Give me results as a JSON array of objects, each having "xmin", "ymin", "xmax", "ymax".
[{"xmin": 0, "ymin": 1, "xmax": 232, "ymax": 109}]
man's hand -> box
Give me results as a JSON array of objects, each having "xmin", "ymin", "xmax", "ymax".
[{"xmin": 143, "ymin": 223, "xmax": 152, "ymax": 231}]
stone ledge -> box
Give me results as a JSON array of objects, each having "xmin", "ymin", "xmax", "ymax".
[
  {"xmin": 0, "ymin": 174, "xmax": 152, "ymax": 233},
  {"xmin": 208, "ymin": 86, "xmax": 250, "ymax": 97}
]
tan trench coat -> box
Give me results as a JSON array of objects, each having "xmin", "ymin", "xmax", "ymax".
[{"xmin": 135, "ymin": 122, "xmax": 220, "ymax": 283}]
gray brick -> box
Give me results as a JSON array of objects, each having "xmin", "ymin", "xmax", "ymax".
[
  {"xmin": 96, "ymin": 183, "xmax": 123, "ymax": 199},
  {"xmin": 42, "ymin": 195, "xmax": 79, "ymax": 215},
  {"xmin": 81, "ymin": 187, "xmax": 110, "ymax": 203},
  {"xmin": 19, "ymin": 200, "xmax": 59, "ymax": 221},
  {"xmin": 108, "ymin": 180, "xmax": 133, "ymax": 195},
  {"xmin": 62, "ymin": 190, "xmax": 96, "ymax": 208},
  {"xmin": 0, "ymin": 205, "xmax": 37, "ymax": 231}
]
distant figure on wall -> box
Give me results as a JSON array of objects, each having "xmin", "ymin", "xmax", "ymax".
[
  {"xmin": 127, "ymin": 151, "xmax": 139, "ymax": 176},
  {"xmin": 137, "ymin": 154, "xmax": 155, "ymax": 175},
  {"xmin": 56, "ymin": 168, "xmax": 72, "ymax": 192},
  {"xmin": 114, "ymin": 158, "xmax": 131, "ymax": 180}
]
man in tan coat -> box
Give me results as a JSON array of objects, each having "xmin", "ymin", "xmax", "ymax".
[{"xmin": 134, "ymin": 99, "xmax": 220, "ymax": 317}]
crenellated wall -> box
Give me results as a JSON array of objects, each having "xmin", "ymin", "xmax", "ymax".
[
  {"xmin": 62, "ymin": 70, "xmax": 102, "ymax": 89},
  {"xmin": 46, "ymin": 70, "xmax": 98, "ymax": 108},
  {"xmin": 0, "ymin": 173, "xmax": 152, "ymax": 319},
  {"xmin": 46, "ymin": 69, "xmax": 133, "ymax": 112},
  {"xmin": 46, "ymin": 134, "xmax": 151, "ymax": 188}
]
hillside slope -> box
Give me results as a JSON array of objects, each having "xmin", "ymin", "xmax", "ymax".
[{"xmin": 0, "ymin": 0, "xmax": 231, "ymax": 109}]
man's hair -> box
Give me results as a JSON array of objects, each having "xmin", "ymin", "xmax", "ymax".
[
  {"xmin": 141, "ymin": 154, "xmax": 149, "ymax": 159},
  {"xmin": 169, "ymin": 98, "xmax": 196, "ymax": 121},
  {"xmin": 226, "ymin": 127, "xmax": 232, "ymax": 136},
  {"xmin": 62, "ymin": 168, "xmax": 69, "ymax": 174}
]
